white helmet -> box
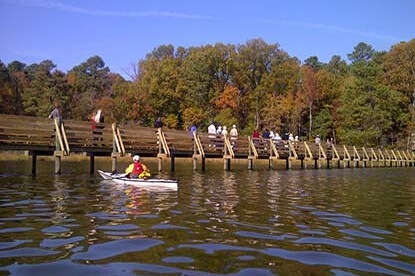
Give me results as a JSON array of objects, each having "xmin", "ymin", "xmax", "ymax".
[{"xmin": 133, "ymin": 155, "xmax": 140, "ymax": 162}]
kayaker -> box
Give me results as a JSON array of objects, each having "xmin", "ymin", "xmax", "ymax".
[{"xmin": 125, "ymin": 155, "xmax": 150, "ymax": 179}]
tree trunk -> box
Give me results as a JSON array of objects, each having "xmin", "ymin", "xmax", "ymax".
[
  {"xmin": 308, "ymin": 103, "xmax": 312, "ymax": 140},
  {"xmin": 255, "ymin": 97, "xmax": 260, "ymax": 129}
]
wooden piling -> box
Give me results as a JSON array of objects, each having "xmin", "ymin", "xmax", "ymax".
[
  {"xmin": 170, "ymin": 154, "xmax": 175, "ymax": 172},
  {"xmin": 158, "ymin": 156, "xmax": 163, "ymax": 172},
  {"xmin": 54, "ymin": 151, "xmax": 62, "ymax": 174},
  {"xmin": 31, "ymin": 152, "xmax": 37, "ymax": 176},
  {"xmin": 89, "ymin": 153, "xmax": 94, "ymax": 175},
  {"xmin": 286, "ymin": 158, "xmax": 291, "ymax": 169},
  {"xmin": 193, "ymin": 155, "xmax": 197, "ymax": 170},
  {"xmin": 201, "ymin": 156, "xmax": 206, "ymax": 171},
  {"xmin": 224, "ymin": 158, "xmax": 231, "ymax": 170},
  {"xmin": 248, "ymin": 157, "xmax": 254, "ymax": 170},
  {"xmin": 111, "ymin": 153, "xmax": 117, "ymax": 172}
]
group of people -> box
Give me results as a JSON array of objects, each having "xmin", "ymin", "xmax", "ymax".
[
  {"xmin": 207, "ymin": 123, "xmax": 238, "ymax": 138},
  {"xmin": 253, "ymin": 129, "xmax": 299, "ymax": 143}
]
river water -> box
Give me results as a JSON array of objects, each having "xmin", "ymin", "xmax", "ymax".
[{"xmin": 0, "ymin": 159, "xmax": 414, "ymax": 275}]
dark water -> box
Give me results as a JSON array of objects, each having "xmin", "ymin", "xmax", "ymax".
[{"xmin": 0, "ymin": 159, "xmax": 414, "ymax": 276}]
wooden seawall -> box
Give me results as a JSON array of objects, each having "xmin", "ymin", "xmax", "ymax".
[{"xmin": 0, "ymin": 114, "xmax": 413, "ymax": 175}]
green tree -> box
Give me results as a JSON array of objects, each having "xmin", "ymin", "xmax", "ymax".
[
  {"xmin": 68, "ymin": 55, "xmax": 111, "ymax": 119},
  {"xmin": 347, "ymin": 42, "xmax": 375, "ymax": 64},
  {"xmin": 304, "ymin": 56, "xmax": 323, "ymax": 70}
]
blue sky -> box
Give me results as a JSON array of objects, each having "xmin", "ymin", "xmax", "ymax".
[{"xmin": 1, "ymin": 0, "xmax": 414, "ymax": 78}]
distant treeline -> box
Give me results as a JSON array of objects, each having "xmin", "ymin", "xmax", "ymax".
[{"xmin": 0, "ymin": 38, "xmax": 414, "ymax": 147}]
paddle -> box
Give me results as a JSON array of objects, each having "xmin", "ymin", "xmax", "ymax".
[{"xmin": 110, "ymin": 172, "xmax": 128, "ymax": 179}]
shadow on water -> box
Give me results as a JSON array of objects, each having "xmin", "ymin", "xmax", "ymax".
[{"xmin": 0, "ymin": 159, "xmax": 414, "ymax": 275}]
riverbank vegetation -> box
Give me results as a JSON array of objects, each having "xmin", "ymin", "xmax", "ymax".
[{"xmin": 1, "ymin": 38, "xmax": 414, "ymax": 147}]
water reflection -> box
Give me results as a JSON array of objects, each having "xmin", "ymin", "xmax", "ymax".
[{"xmin": 0, "ymin": 161, "xmax": 414, "ymax": 275}]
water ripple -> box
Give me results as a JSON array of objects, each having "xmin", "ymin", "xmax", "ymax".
[{"xmin": 71, "ymin": 238, "xmax": 163, "ymax": 261}]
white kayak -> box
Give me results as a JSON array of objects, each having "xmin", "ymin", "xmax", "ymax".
[{"xmin": 97, "ymin": 170, "xmax": 178, "ymax": 190}]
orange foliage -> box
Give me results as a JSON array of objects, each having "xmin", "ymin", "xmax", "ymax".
[{"xmin": 214, "ymin": 85, "xmax": 240, "ymax": 110}]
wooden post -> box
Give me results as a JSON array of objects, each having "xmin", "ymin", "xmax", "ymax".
[
  {"xmin": 170, "ymin": 154, "xmax": 175, "ymax": 172},
  {"xmin": 248, "ymin": 137, "xmax": 254, "ymax": 170},
  {"xmin": 300, "ymin": 158, "xmax": 304, "ymax": 169},
  {"xmin": 31, "ymin": 152, "xmax": 37, "ymax": 176},
  {"xmin": 248, "ymin": 157, "xmax": 253, "ymax": 170},
  {"xmin": 111, "ymin": 153, "xmax": 117, "ymax": 172},
  {"xmin": 89, "ymin": 153, "xmax": 94, "ymax": 175},
  {"xmin": 193, "ymin": 155, "xmax": 197, "ymax": 170},
  {"xmin": 327, "ymin": 159, "xmax": 330, "ymax": 169},
  {"xmin": 158, "ymin": 156, "xmax": 163, "ymax": 172},
  {"xmin": 111, "ymin": 126, "xmax": 118, "ymax": 173},
  {"xmin": 201, "ymin": 156, "xmax": 206, "ymax": 171},
  {"xmin": 286, "ymin": 158, "xmax": 291, "ymax": 169},
  {"xmin": 54, "ymin": 151, "xmax": 61, "ymax": 174},
  {"xmin": 224, "ymin": 158, "xmax": 231, "ymax": 171}
]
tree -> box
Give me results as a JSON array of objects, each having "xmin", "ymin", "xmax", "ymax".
[
  {"xmin": 382, "ymin": 39, "xmax": 415, "ymax": 143},
  {"xmin": 327, "ymin": 55, "xmax": 348, "ymax": 75},
  {"xmin": 301, "ymin": 65, "xmax": 319, "ymax": 139},
  {"xmin": 304, "ymin": 56, "xmax": 323, "ymax": 70},
  {"xmin": 337, "ymin": 59, "xmax": 409, "ymax": 146},
  {"xmin": 232, "ymin": 38, "xmax": 288, "ymax": 128},
  {"xmin": 21, "ymin": 60, "xmax": 70, "ymax": 117},
  {"xmin": 68, "ymin": 55, "xmax": 111, "ymax": 119},
  {"xmin": 347, "ymin": 42, "xmax": 375, "ymax": 64}
]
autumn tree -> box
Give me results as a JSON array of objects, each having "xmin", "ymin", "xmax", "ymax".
[{"xmin": 382, "ymin": 39, "xmax": 415, "ymax": 143}]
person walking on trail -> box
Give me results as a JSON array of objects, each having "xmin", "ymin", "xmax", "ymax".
[
  {"xmin": 48, "ymin": 101, "xmax": 62, "ymax": 150},
  {"xmin": 94, "ymin": 109, "xmax": 102, "ymax": 123},
  {"xmin": 154, "ymin": 117, "xmax": 163, "ymax": 128},
  {"xmin": 252, "ymin": 129, "xmax": 260, "ymax": 138},
  {"xmin": 262, "ymin": 128, "xmax": 270, "ymax": 139},
  {"xmin": 48, "ymin": 101, "xmax": 62, "ymax": 125},
  {"xmin": 189, "ymin": 125, "xmax": 197, "ymax": 138},
  {"xmin": 230, "ymin": 125, "xmax": 238, "ymax": 138},
  {"xmin": 125, "ymin": 155, "xmax": 150, "ymax": 179},
  {"xmin": 90, "ymin": 111, "xmax": 97, "ymax": 130},
  {"xmin": 222, "ymin": 126, "xmax": 228, "ymax": 136},
  {"xmin": 274, "ymin": 132, "xmax": 282, "ymax": 144},
  {"xmin": 208, "ymin": 123, "xmax": 216, "ymax": 138},
  {"xmin": 216, "ymin": 126, "xmax": 222, "ymax": 136},
  {"xmin": 315, "ymin": 135, "xmax": 321, "ymax": 145}
]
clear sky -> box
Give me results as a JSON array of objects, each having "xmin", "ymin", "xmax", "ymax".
[{"xmin": 1, "ymin": 0, "xmax": 414, "ymax": 78}]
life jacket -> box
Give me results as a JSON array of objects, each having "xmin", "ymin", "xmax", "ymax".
[{"xmin": 132, "ymin": 161, "xmax": 143, "ymax": 175}]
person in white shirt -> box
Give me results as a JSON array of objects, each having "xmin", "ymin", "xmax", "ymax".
[
  {"xmin": 230, "ymin": 125, "xmax": 238, "ymax": 137},
  {"xmin": 217, "ymin": 126, "xmax": 222, "ymax": 135},
  {"xmin": 222, "ymin": 126, "xmax": 228, "ymax": 136},
  {"xmin": 288, "ymin": 133, "xmax": 294, "ymax": 141},
  {"xmin": 94, "ymin": 109, "xmax": 102, "ymax": 123},
  {"xmin": 274, "ymin": 132, "xmax": 282, "ymax": 145},
  {"xmin": 295, "ymin": 135, "xmax": 299, "ymax": 142},
  {"xmin": 208, "ymin": 123, "xmax": 216, "ymax": 138}
]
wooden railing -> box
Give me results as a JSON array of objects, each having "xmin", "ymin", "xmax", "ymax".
[{"xmin": 0, "ymin": 114, "xmax": 414, "ymax": 168}]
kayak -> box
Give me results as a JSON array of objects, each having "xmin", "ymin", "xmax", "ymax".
[{"xmin": 97, "ymin": 170, "xmax": 178, "ymax": 190}]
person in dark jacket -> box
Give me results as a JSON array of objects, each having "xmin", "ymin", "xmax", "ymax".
[
  {"xmin": 262, "ymin": 128, "xmax": 270, "ymax": 139},
  {"xmin": 154, "ymin": 117, "xmax": 163, "ymax": 128}
]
